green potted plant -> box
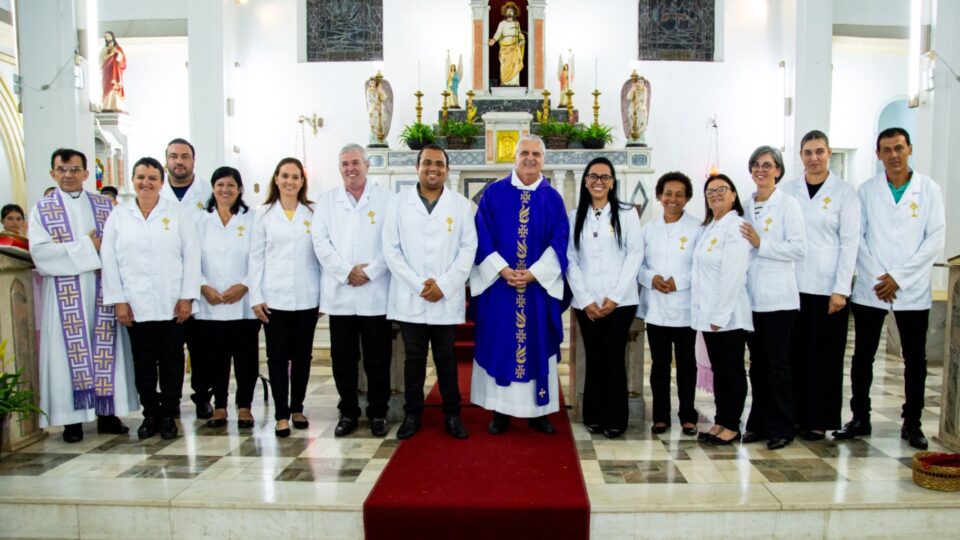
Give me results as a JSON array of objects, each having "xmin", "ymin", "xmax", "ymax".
[
  {"xmin": 398, "ymin": 122, "xmax": 436, "ymax": 150},
  {"xmin": 0, "ymin": 339, "xmax": 44, "ymax": 457},
  {"xmin": 536, "ymin": 111, "xmax": 576, "ymax": 149},
  {"xmin": 573, "ymin": 123, "xmax": 614, "ymax": 149},
  {"xmin": 440, "ymin": 106, "xmax": 481, "ymax": 150}
]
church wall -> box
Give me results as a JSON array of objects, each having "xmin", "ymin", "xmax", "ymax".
[{"xmin": 829, "ymin": 37, "xmax": 908, "ymax": 186}]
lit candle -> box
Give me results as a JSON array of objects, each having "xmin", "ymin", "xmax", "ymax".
[
  {"xmin": 418, "ymin": 59, "xmax": 421, "ymax": 89},
  {"xmin": 594, "ymin": 58, "xmax": 598, "ymax": 88}
]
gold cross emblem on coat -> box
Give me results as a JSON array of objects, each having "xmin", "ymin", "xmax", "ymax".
[
  {"xmin": 679, "ymin": 236, "xmax": 688, "ymax": 250},
  {"xmin": 367, "ymin": 210, "xmax": 376, "ymax": 224},
  {"xmin": 303, "ymin": 220, "xmax": 311, "ymax": 234},
  {"xmin": 763, "ymin": 217, "xmax": 773, "ymax": 232},
  {"xmin": 822, "ymin": 196, "xmax": 832, "ymax": 210},
  {"xmin": 237, "ymin": 225, "xmax": 245, "ymax": 237},
  {"xmin": 161, "ymin": 217, "xmax": 171, "ymax": 231},
  {"xmin": 446, "ymin": 216, "xmax": 453, "ymax": 232},
  {"xmin": 909, "ymin": 201, "xmax": 919, "ymax": 218}
]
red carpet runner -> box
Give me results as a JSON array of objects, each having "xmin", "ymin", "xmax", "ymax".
[{"xmin": 363, "ymin": 362, "xmax": 590, "ymax": 540}]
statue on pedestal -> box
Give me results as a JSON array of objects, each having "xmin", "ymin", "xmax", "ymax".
[
  {"xmin": 557, "ymin": 51, "xmax": 574, "ymax": 108},
  {"xmin": 488, "ymin": 2, "xmax": 525, "ymax": 86},
  {"xmin": 620, "ymin": 71, "xmax": 651, "ymax": 146},
  {"xmin": 365, "ymin": 72, "xmax": 393, "ymax": 147},
  {"xmin": 444, "ymin": 52, "xmax": 464, "ymax": 109},
  {"xmin": 99, "ymin": 31, "xmax": 127, "ymax": 112}
]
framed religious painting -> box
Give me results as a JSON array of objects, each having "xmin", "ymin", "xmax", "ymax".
[
  {"xmin": 305, "ymin": 0, "xmax": 383, "ymax": 62},
  {"xmin": 638, "ymin": 0, "xmax": 716, "ymax": 62}
]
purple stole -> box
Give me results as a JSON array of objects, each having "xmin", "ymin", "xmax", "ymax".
[{"xmin": 36, "ymin": 191, "xmax": 118, "ymax": 414}]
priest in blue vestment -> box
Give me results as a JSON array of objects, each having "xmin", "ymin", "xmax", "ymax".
[{"xmin": 469, "ymin": 135, "xmax": 569, "ymax": 435}]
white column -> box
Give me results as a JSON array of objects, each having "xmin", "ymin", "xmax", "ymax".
[
  {"xmin": 792, "ymin": 0, "xmax": 833, "ymax": 176},
  {"xmin": 926, "ymin": 0, "xmax": 960, "ymax": 259},
  {"xmin": 18, "ymin": 0, "xmax": 96, "ymax": 206},
  {"xmin": 187, "ymin": 0, "xmax": 226, "ymax": 181}
]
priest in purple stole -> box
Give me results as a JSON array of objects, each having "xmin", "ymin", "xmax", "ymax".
[
  {"xmin": 469, "ymin": 135, "xmax": 569, "ymax": 435},
  {"xmin": 28, "ymin": 148, "xmax": 138, "ymax": 443}
]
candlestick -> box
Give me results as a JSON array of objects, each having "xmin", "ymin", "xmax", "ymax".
[
  {"xmin": 565, "ymin": 89, "xmax": 575, "ymax": 123},
  {"xmin": 414, "ymin": 90, "xmax": 424, "ymax": 124},
  {"xmin": 441, "ymin": 90, "xmax": 451, "ymax": 123},
  {"xmin": 592, "ymin": 89, "xmax": 601, "ymax": 127}
]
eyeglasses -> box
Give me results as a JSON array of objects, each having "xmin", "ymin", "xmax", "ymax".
[
  {"xmin": 585, "ymin": 173, "xmax": 613, "ymax": 183},
  {"xmin": 750, "ymin": 161, "xmax": 776, "ymax": 172},
  {"xmin": 704, "ymin": 186, "xmax": 730, "ymax": 197},
  {"xmin": 54, "ymin": 166, "xmax": 84, "ymax": 175}
]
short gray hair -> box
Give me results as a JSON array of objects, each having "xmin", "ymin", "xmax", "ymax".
[
  {"xmin": 339, "ymin": 143, "xmax": 368, "ymax": 163},
  {"xmin": 748, "ymin": 145, "xmax": 785, "ymax": 182},
  {"xmin": 515, "ymin": 134, "xmax": 547, "ymax": 161}
]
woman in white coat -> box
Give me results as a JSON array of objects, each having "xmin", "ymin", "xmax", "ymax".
[
  {"xmin": 195, "ymin": 167, "xmax": 259, "ymax": 429},
  {"xmin": 101, "ymin": 157, "xmax": 201, "ymax": 440},
  {"xmin": 779, "ymin": 131, "xmax": 859, "ymax": 441},
  {"xmin": 639, "ymin": 171, "xmax": 702, "ymax": 436},
  {"xmin": 566, "ymin": 157, "xmax": 643, "ymax": 438},
  {"xmin": 248, "ymin": 158, "xmax": 321, "ymax": 438},
  {"xmin": 691, "ymin": 174, "xmax": 753, "ymax": 445},
  {"xmin": 739, "ymin": 146, "xmax": 806, "ymax": 450}
]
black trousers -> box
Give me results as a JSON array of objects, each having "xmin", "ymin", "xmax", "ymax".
[
  {"xmin": 185, "ymin": 317, "xmax": 212, "ymax": 406},
  {"xmin": 128, "ymin": 319, "xmax": 186, "ymax": 418},
  {"xmin": 399, "ymin": 322, "xmax": 460, "ymax": 416},
  {"xmin": 646, "ymin": 324, "xmax": 698, "ymax": 425},
  {"xmin": 790, "ymin": 293, "xmax": 849, "ymax": 432},
  {"xmin": 198, "ymin": 319, "xmax": 262, "ymax": 410},
  {"xmin": 263, "ymin": 309, "xmax": 317, "ymax": 421},
  {"xmin": 329, "ymin": 314, "xmax": 392, "ymax": 420},
  {"xmin": 702, "ymin": 329, "xmax": 748, "ymax": 430},
  {"xmin": 575, "ymin": 306, "xmax": 635, "ymax": 431},
  {"xmin": 850, "ymin": 303, "xmax": 929, "ymax": 428},
  {"xmin": 746, "ymin": 310, "xmax": 797, "ymax": 439}
]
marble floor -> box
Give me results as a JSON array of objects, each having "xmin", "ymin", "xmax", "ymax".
[{"xmin": 2, "ymin": 326, "xmax": 959, "ymax": 539}]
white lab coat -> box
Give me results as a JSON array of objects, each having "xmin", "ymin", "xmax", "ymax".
[
  {"xmin": 194, "ymin": 208, "xmax": 256, "ymax": 320},
  {"xmin": 851, "ymin": 171, "xmax": 945, "ymax": 311},
  {"xmin": 312, "ymin": 183, "xmax": 393, "ymax": 316},
  {"xmin": 566, "ymin": 203, "xmax": 643, "ymax": 310},
  {"xmin": 638, "ymin": 212, "xmax": 702, "ymax": 327},
  {"xmin": 247, "ymin": 202, "xmax": 321, "ymax": 311},
  {"xmin": 160, "ymin": 178, "xmax": 211, "ymax": 216},
  {"xmin": 28, "ymin": 190, "xmax": 139, "ymax": 427},
  {"xmin": 382, "ymin": 185, "xmax": 478, "ymax": 325},
  {"xmin": 101, "ymin": 197, "xmax": 201, "ymax": 321},
  {"xmin": 780, "ymin": 173, "xmax": 860, "ymax": 297},
  {"xmin": 743, "ymin": 188, "xmax": 806, "ymax": 312},
  {"xmin": 690, "ymin": 211, "xmax": 754, "ymax": 332}
]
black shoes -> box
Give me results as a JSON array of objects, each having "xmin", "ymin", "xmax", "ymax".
[
  {"xmin": 444, "ymin": 415, "xmax": 469, "ymax": 439},
  {"xmin": 766, "ymin": 437, "xmax": 793, "ymax": 450},
  {"xmin": 138, "ymin": 417, "xmax": 158, "ymax": 439},
  {"xmin": 681, "ymin": 424, "xmax": 699, "ymax": 436},
  {"xmin": 528, "ymin": 416, "xmax": 556, "ymax": 435},
  {"xmin": 697, "ymin": 431, "xmax": 716, "ymax": 443},
  {"xmin": 833, "ymin": 419, "xmax": 872, "ymax": 440},
  {"xmin": 370, "ymin": 417, "xmax": 388, "ymax": 437},
  {"xmin": 195, "ymin": 402, "xmax": 214, "ymax": 420},
  {"xmin": 292, "ymin": 415, "xmax": 309, "ymax": 430},
  {"xmin": 206, "ymin": 409, "xmax": 228, "ymax": 428},
  {"xmin": 603, "ymin": 428, "xmax": 624, "ymax": 439},
  {"xmin": 488, "ymin": 412, "xmax": 511, "ymax": 435},
  {"xmin": 160, "ymin": 417, "xmax": 178, "ymax": 440},
  {"xmin": 397, "ymin": 415, "xmax": 421, "ymax": 440},
  {"xmin": 741, "ymin": 431, "xmax": 765, "ymax": 444},
  {"xmin": 901, "ymin": 426, "xmax": 929, "ymax": 450},
  {"xmin": 96, "ymin": 415, "xmax": 129, "ymax": 435},
  {"xmin": 275, "ymin": 420, "xmax": 291, "ymax": 438},
  {"xmin": 801, "ymin": 430, "xmax": 826, "ymax": 441},
  {"xmin": 651, "ymin": 423, "xmax": 670, "ymax": 435},
  {"xmin": 237, "ymin": 408, "xmax": 254, "ymax": 429},
  {"xmin": 334, "ymin": 417, "xmax": 357, "ymax": 437},
  {"xmin": 585, "ymin": 423, "xmax": 603, "ymax": 435},
  {"xmin": 62, "ymin": 423, "xmax": 83, "ymax": 443},
  {"xmin": 709, "ymin": 431, "xmax": 741, "ymax": 445}
]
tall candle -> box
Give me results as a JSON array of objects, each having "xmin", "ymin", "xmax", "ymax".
[
  {"xmin": 418, "ymin": 59, "xmax": 422, "ymax": 89},
  {"xmin": 594, "ymin": 58, "xmax": 598, "ymax": 88}
]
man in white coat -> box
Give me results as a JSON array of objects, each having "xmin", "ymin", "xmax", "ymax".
[
  {"xmin": 313, "ymin": 143, "xmax": 394, "ymax": 437},
  {"xmin": 159, "ymin": 137, "xmax": 213, "ymax": 420},
  {"xmin": 28, "ymin": 148, "xmax": 138, "ymax": 442},
  {"xmin": 382, "ymin": 145, "xmax": 477, "ymax": 439},
  {"xmin": 835, "ymin": 127, "xmax": 945, "ymax": 450}
]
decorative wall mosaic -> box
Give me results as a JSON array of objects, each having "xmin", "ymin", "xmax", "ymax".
[
  {"xmin": 638, "ymin": 0, "xmax": 715, "ymax": 62},
  {"xmin": 306, "ymin": 0, "xmax": 383, "ymax": 62}
]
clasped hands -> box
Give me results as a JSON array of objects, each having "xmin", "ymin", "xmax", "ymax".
[
  {"xmin": 500, "ymin": 267, "xmax": 535, "ymax": 289},
  {"xmin": 873, "ymin": 273, "xmax": 899, "ymax": 303},
  {"xmin": 201, "ymin": 284, "xmax": 249, "ymax": 306},
  {"xmin": 421, "ymin": 278, "xmax": 444, "ymax": 303}
]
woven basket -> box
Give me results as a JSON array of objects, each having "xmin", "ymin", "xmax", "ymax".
[{"xmin": 912, "ymin": 452, "xmax": 960, "ymax": 491}]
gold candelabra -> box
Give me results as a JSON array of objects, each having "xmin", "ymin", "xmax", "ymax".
[
  {"xmin": 297, "ymin": 113, "xmax": 322, "ymax": 136},
  {"xmin": 414, "ymin": 90, "xmax": 424, "ymax": 124},
  {"xmin": 465, "ymin": 90, "xmax": 475, "ymax": 114},
  {"xmin": 540, "ymin": 89, "xmax": 551, "ymax": 120},
  {"xmin": 591, "ymin": 90, "xmax": 602, "ymax": 127},
  {"xmin": 441, "ymin": 90, "xmax": 451, "ymax": 123},
  {"xmin": 565, "ymin": 89, "xmax": 575, "ymax": 123}
]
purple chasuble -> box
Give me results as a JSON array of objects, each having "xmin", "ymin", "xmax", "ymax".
[{"xmin": 472, "ymin": 176, "xmax": 569, "ymax": 406}]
